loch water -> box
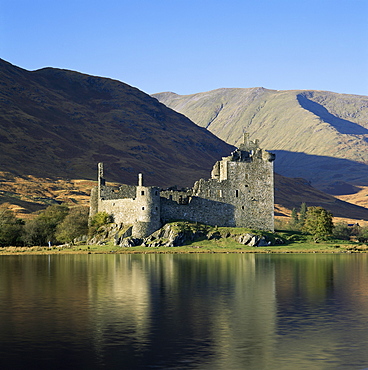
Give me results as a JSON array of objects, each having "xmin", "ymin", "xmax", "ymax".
[{"xmin": 1, "ymin": 253, "xmax": 368, "ymax": 369}]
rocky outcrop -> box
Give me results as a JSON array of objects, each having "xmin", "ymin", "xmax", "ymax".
[
  {"xmin": 139, "ymin": 223, "xmax": 285, "ymax": 247},
  {"xmin": 142, "ymin": 223, "xmax": 209, "ymax": 247},
  {"xmin": 88, "ymin": 221, "xmax": 285, "ymax": 247},
  {"xmin": 237, "ymin": 233, "xmax": 264, "ymax": 246},
  {"xmin": 88, "ymin": 223, "xmax": 132, "ymax": 245}
]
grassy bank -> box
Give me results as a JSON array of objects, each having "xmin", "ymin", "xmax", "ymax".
[{"xmin": 1, "ymin": 233, "xmax": 367, "ymax": 255}]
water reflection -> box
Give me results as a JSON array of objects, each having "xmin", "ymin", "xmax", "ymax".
[{"xmin": 1, "ymin": 254, "xmax": 368, "ymax": 369}]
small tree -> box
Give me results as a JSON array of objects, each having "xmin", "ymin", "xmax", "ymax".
[
  {"xmin": 356, "ymin": 226, "xmax": 368, "ymax": 243},
  {"xmin": 0, "ymin": 207, "xmax": 24, "ymax": 246},
  {"xmin": 55, "ymin": 207, "xmax": 89, "ymax": 243},
  {"xmin": 299, "ymin": 202, "xmax": 307, "ymax": 227},
  {"xmin": 302, "ymin": 206, "xmax": 334, "ymax": 242},
  {"xmin": 288, "ymin": 208, "xmax": 300, "ymax": 230},
  {"xmin": 332, "ymin": 222, "xmax": 351, "ymax": 240},
  {"xmin": 88, "ymin": 212, "xmax": 112, "ymax": 236}
]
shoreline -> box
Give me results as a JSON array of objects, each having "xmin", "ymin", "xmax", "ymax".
[{"xmin": 1, "ymin": 244, "xmax": 367, "ymax": 255}]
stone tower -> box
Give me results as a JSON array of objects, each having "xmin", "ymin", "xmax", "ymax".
[
  {"xmin": 133, "ymin": 174, "xmax": 161, "ymax": 238},
  {"xmin": 194, "ymin": 133, "xmax": 275, "ymax": 231}
]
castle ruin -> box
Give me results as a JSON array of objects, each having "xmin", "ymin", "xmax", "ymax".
[{"xmin": 89, "ymin": 134, "xmax": 275, "ymax": 238}]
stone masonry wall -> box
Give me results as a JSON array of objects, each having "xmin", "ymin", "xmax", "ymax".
[
  {"xmin": 160, "ymin": 196, "xmax": 235, "ymax": 226},
  {"xmin": 100, "ymin": 184, "xmax": 136, "ymax": 200},
  {"xmin": 96, "ymin": 183, "xmax": 162, "ymax": 238},
  {"xmin": 98, "ymin": 197, "xmax": 137, "ymax": 225}
]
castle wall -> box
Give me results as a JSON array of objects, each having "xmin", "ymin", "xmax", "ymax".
[
  {"xmin": 160, "ymin": 189, "xmax": 192, "ymax": 204},
  {"xmin": 160, "ymin": 196, "xmax": 236, "ymax": 226},
  {"xmin": 100, "ymin": 184, "xmax": 136, "ymax": 200},
  {"xmin": 96, "ymin": 183, "xmax": 161, "ymax": 238},
  {"xmin": 227, "ymin": 159, "xmax": 274, "ymax": 231},
  {"xmin": 98, "ymin": 198, "xmax": 137, "ymax": 224},
  {"xmin": 175, "ymin": 158, "xmax": 274, "ymax": 231}
]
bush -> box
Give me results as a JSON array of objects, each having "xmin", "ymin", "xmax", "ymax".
[
  {"xmin": 357, "ymin": 226, "xmax": 368, "ymax": 243},
  {"xmin": 274, "ymin": 218, "xmax": 289, "ymax": 231},
  {"xmin": 0, "ymin": 207, "xmax": 24, "ymax": 246},
  {"xmin": 332, "ymin": 222, "xmax": 351, "ymax": 240},
  {"xmin": 55, "ymin": 207, "xmax": 89, "ymax": 243},
  {"xmin": 89, "ymin": 212, "xmax": 112, "ymax": 236}
]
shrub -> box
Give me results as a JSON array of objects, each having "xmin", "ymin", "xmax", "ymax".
[
  {"xmin": 357, "ymin": 226, "xmax": 368, "ymax": 243},
  {"xmin": 0, "ymin": 207, "xmax": 24, "ymax": 246},
  {"xmin": 332, "ymin": 222, "xmax": 351, "ymax": 240},
  {"xmin": 55, "ymin": 207, "xmax": 89, "ymax": 243},
  {"xmin": 88, "ymin": 212, "xmax": 112, "ymax": 236}
]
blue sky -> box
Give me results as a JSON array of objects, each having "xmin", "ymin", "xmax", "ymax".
[{"xmin": 1, "ymin": 0, "xmax": 367, "ymax": 96}]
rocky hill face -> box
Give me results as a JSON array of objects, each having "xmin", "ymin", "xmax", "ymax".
[
  {"xmin": 153, "ymin": 88, "xmax": 368, "ymax": 194},
  {"xmin": 0, "ymin": 59, "xmax": 234, "ymax": 187}
]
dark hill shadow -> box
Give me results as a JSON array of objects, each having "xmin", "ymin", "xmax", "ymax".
[
  {"xmin": 273, "ymin": 150, "xmax": 368, "ymax": 194},
  {"xmin": 297, "ymin": 94, "xmax": 368, "ymax": 135}
]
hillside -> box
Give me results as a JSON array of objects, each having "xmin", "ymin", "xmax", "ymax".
[
  {"xmin": 1, "ymin": 60, "xmax": 368, "ymax": 223},
  {"xmin": 274, "ymin": 173, "xmax": 368, "ymax": 223},
  {"xmin": 153, "ymin": 88, "xmax": 368, "ymax": 194},
  {"xmin": 0, "ymin": 59, "xmax": 234, "ymax": 187}
]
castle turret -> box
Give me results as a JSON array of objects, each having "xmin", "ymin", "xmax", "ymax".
[{"xmin": 133, "ymin": 173, "xmax": 161, "ymax": 238}]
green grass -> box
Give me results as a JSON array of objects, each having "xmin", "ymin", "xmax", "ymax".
[{"xmin": 1, "ymin": 238, "xmax": 365, "ymax": 256}]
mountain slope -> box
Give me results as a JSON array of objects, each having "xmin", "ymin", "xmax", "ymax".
[
  {"xmin": 1, "ymin": 60, "xmax": 368, "ymax": 222},
  {"xmin": 0, "ymin": 59, "xmax": 234, "ymax": 188},
  {"xmin": 274, "ymin": 173, "xmax": 368, "ymax": 222},
  {"xmin": 153, "ymin": 88, "xmax": 368, "ymax": 193}
]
